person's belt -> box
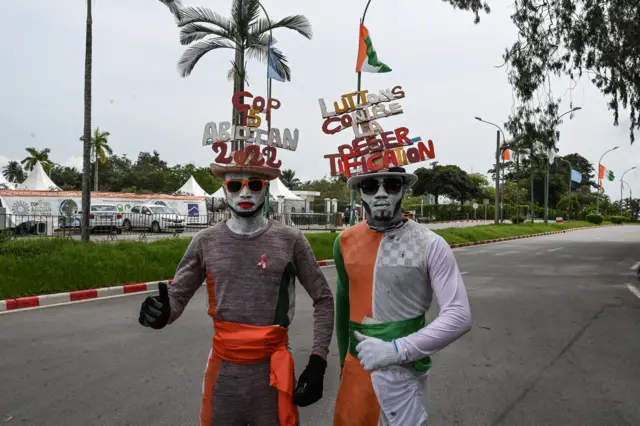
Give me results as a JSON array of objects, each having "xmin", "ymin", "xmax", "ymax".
[
  {"xmin": 348, "ymin": 314, "xmax": 432, "ymax": 372},
  {"xmin": 213, "ymin": 320, "xmax": 297, "ymax": 426}
]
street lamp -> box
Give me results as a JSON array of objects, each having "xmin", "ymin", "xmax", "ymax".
[
  {"xmin": 475, "ymin": 117, "xmax": 507, "ymax": 225},
  {"xmin": 596, "ymin": 146, "xmax": 620, "ymax": 212},
  {"xmin": 557, "ymin": 157, "xmax": 573, "ymax": 219},
  {"xmin": 620, "ymin": 166, "xmax": 636, "ymax": 213}
]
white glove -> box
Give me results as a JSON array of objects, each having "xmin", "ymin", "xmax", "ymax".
[{"xmin": 354, "ymin": 331, "xmax": 404, "ymax": 371}]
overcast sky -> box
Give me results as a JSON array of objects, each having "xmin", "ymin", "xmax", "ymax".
[{"xmin": 1, "ymin": 0, "xmax": 638, "ymax": 197}]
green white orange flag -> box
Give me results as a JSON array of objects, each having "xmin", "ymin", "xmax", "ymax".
[
  {"xmin": 599, "ymin": 164, "xmax": 615, "ymax": 181},
  {"xmin": 356, "ymin": 23, "xmax": 392, "ymax": 73}
]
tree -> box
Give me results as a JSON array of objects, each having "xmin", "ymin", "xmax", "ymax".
[
  {"xmin": 21, "ymin": 147, "xmax": 54, "ymax": 174},
  {"xmin": 502, "ymin": 0, "xmax": 639, "ymax": 144},
  {"xmin": 90, "ymin": 128, "xmax": 113, "ymax": 191},
  {"xmin": 2, "ymin": 161, "xmax": 26, "ymax": 184},
  {"xmin": 280, "ymin": 169, "xmax": 300, "ymax": 189},
  {"xmin": 413, "ymin": 164, "xmax": 475, "ymax": 205},
  {"xmin": 156, "ymin": 0, "xmax": 313, "ymax": 149},
  {"xmin": 50, "ymin": 166, "xmax": 83, "ymax": 191},
  {"xmin": 81, "ymin": 0, "xmax": 93, "ymax": 242},
  {"xmin": 560, "ymin": 153, "xmax": 597, "ymax": 189}
]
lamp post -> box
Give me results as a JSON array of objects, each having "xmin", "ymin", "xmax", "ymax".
[
  {"xmin": 596, "ymin": 146, "xmax": 619, "ymax": 212},
  {"xmin": 544, "ymin": 107, "xmax": 582, "ymax": 224},
  {"xmin": 474, "ymin": 117, "xmax": 507, "ymax": 225},
  {"xmin": 620, "ymin": 167, "xmax": 636, "ymax": 213}
]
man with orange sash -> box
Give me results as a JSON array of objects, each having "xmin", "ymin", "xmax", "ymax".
[
  {"xmin": 333, "ymin": 166, "xmax": 473, "ymax": 425},
  {"xmin": 139, "ymin": 159, "xmax": 334, "ymax": 426}
]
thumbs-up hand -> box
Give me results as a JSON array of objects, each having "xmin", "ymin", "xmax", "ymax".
[{"xmin": 139, "ymin": 282, "xmax": 171, "ymax": 330}]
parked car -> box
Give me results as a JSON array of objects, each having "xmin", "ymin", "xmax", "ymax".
[
  {"xmin": 122, "ymin": 204, "xmax": 186, "ymax": 233},
  {"xmin": 77, "ymin": 204, "xmax": 124, "ymax": 233}
]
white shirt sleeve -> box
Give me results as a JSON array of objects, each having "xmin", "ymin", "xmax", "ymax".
[{"xmin": 394, "ymin": 233, "xmax": 472, "ymax": 363}]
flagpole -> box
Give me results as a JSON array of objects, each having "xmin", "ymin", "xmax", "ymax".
[
  {"xmin": 596, "ymin": 146, "xmax": 619, "ymax": 213},
  {"xmin": 258, "ymin": 1, "xmax": 273, "ymax": 218},
  {"xmin": 350, "ymin": 0, "xmax": 373, "ymax": 227}
]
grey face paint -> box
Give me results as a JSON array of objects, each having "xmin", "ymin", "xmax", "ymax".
[
  {"xmin": 359, "ymin": 177, "xmax": 407, "ymax": 230},
  {"xmin": 223, "ymin": 172, "xmax": 269, "ymax": 235}
]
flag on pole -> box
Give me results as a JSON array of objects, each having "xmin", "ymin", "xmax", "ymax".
[
  {"xmin": 502, "ymin": 141, "xmax": 511, "ymax": 161},
  {"xmin": 356, "ymin": 23, "xmax": 392, "ymax": 73},
  {"xmin": 570, "ymin": 169, "xmax": 582, "ymax": 183},
  {"xmin": 267, "ymin": 43, "xmax": 286, "ymax": 82},
  {"xmin": 599, "ymin": 164, "xmax": 615, "ymax": 181}
]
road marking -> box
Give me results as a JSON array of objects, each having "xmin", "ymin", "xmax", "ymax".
[
  {"xmin": 631, "ymin": 262, "xmax": 640, "ymax": 271},
  {"xmin": 496, "ymin": 250, "xmax": 520, "ymax": 256},
  {"xmin": 626, "ymin": 284, "xmax": 640, "ymax": 300},
  {"xmin": 461, "ymin": 272, "xmax": 469, "ymax": 275},
  {"xmin": 452, "ymin": 248, "xmax": 468, "ymax": 252},
  {"xmin": 548, "ymin": 247, "xmax": 564, "ymax": 253}
]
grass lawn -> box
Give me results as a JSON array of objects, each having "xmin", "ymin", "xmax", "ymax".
[{"xmin": 0, "ymin": 221, "xmax": 609, "ymax": 299}]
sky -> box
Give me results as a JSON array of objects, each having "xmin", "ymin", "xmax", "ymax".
[{"xmin": 0, "ymin": 0, "xmax": 638, "ymax": 199}]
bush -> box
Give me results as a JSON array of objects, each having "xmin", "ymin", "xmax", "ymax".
[
  {"xmin": 511, "ymin": 216, "xmax": 525, "ymax": 224},
  {"xmin": 610, "ymin": 216, "xmax": 626, "ymax": 224},
  {"xmin": 586, "ymin": 213, "xmax": 604, "ymax": 224}
]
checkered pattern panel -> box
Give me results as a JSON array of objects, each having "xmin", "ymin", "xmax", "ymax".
[{"xmin": 376, "ymin": 225, "xmax": 429, "ymax": 268}]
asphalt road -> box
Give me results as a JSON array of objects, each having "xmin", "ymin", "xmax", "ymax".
[{"xmin": 1, "ymin": 226, "xmax": 639, "ymax": 425}]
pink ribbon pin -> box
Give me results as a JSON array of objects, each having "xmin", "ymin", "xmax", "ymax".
[{"xmin": 258, "ymin": 254, "xmax": 267, "ymax": 269}]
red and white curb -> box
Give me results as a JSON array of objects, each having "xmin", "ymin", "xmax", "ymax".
[
  {"xmin": 0, "ymin": 260, "xmax": 337, "ymax": 313},
  {"xmin": 0, "ymin": 226, "xmax": 615, "ymax": 313}
]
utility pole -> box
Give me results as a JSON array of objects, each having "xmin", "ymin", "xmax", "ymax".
[
  {"xmin": 495, "ymin": 130, "xmax": 500, "ymax": 225},
  {"xmin": 596, "ymin": 146, "xmax": 619, "ymax": 212}
]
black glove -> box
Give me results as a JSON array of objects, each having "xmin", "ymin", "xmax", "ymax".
[
  {"xmin": 139, "ymin": 282, "xmax": 171, "ymax": 330},
  {"xmin": 293, "ymin": 354, "xmax": 327, "ymax": 407}
]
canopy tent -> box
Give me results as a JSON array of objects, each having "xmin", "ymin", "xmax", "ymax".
[
  {"xmin": 210, "ymin": 178, "xmax": 303, "ymax": 201},
  {"xmin": 175, "ymin": 175, "xmax": 208, "ymax": 196},
  {"xmin": 16, "ymin": 161, "xmax": 60, "ymax": 191}
]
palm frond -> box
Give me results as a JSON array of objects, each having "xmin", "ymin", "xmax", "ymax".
[
  {"xmin": 180, "ymin": 23, "xmax": 235, "ymax": 46},
  {"xmin": 176, "ymin": 6, "xmax": 234, "ymax": 34},
  {"xmin": 250, "ymin": 15, "xmax": 313, "ymax": 40},
  {"xmin": 227, "ymin": 61, "xmax": 249, "ymax": 85},
  {"xmin": 246, "ymin": 39, "xmax": 291, "ymax": 81},
  {"xmin": 232, "ymin": 0, "xmax": 261, "ymax": 39},
  {"xmin": 158, "ymin": 0, "xmax": 184, "ymax": 23},
  {"xmin": 177, "ymin": 37, "xmax": 235, "ymax": 78}
]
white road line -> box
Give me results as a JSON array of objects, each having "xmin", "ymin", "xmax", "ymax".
[
  {"xmin": 630, "ymin": 262, "xmax": 640, "ymax": 271},
  {"xmin": 548, "ymin": 247, "xmax": 564, "ymax": 253},
  {"xmin": 452, "ymin": 248, "xmax": 468, "ymax": 252},
  {"xmin": 626, "ymin": 284, "xmax": 640, "ymax": 300},
  {"xmin": 460, "ymin": 272, "xmax": 469, "ymax": 275},
  {"xmin": 496, "ymin": 251, "xmax": 520, "ymax": 256}
]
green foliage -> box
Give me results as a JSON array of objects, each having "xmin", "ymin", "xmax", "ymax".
[
  {"xmin": 586, "ymin": 213, "xmax": 604, "ymax": 225},
  {"xmin": 0, "ymin": 232, "xmax": 336, "ymax": 299},
  {"xmin": 610, "ymin": 216, "xmax": 626, "ymax": 224},
  {"xmin": 503, "ymin": 0, "xmax": 639, "ymax": 144},
  {"xmin": 511, "ymin": 216, "xmax": 525, "ymax": 224}
]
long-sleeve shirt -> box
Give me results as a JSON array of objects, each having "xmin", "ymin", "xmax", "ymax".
[
  {"xmin": 166, "ymin": 219, "xmax": 335, "ymax": 359},
  {"xmin": 335, "ymin": 220, "xmax": 471, "ymax": 366}
]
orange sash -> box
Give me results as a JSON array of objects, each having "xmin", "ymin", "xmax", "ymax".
[{"xmin": 212, "ymin": 320, "xmax": 297, "ymax": 426}]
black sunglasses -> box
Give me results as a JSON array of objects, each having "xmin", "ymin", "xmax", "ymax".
[
  {"xmin": 360, "ymin": 177, "xmax": 404, "ymax": 195},
  {"xmin": 224, "ymin": 179, "xmax": 266, "ymax": 194}
]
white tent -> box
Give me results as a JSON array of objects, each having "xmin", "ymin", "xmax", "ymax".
[
  {"xmin": 16, "ymin": 161, "xmax": 60, "ymax": 191},
  {"xmin": 0, "ymin": 174, "xmax": 16, "ymax": 190},
  {"xmin": 210, "ymin": 178, "xmax": 303, "ymax": 201},
  {"xmin": 175, "ymin": 175, "xmax": 208, "ymax": 196}
]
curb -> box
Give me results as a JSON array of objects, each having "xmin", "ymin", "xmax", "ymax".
[
  {"xmin": 0, "ymin": 260, "xmax": 337, "ymax": 313},
  {"xmin": 0, "ymin": 226, "xmax": 613, "ymax": 312}
]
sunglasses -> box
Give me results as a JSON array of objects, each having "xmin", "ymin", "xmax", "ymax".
[
  {"xmin": 360, "ymin": 177, "xmax": 404, "ymax": 195},
  {"xmin": 224, "ymin": 179, "xmax": 266, "ymax": 194}
]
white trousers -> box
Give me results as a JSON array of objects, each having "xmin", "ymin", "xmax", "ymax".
[{"xmin": 372, "ymin": 365, "xmax": 429, "ymax": 426}]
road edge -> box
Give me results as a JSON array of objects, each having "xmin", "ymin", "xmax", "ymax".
[{"xmin": 0, "ymin": 225, "xmax": 614, "ymax": 313}]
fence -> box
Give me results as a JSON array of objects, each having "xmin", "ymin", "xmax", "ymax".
[{"xmin": 0, "ymin": 211, "xmax": 351, "ymax": 241}]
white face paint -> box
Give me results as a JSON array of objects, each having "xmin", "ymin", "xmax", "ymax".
[
  {"xmin": 359, "ymin": 176, "xmax": 406, "ymax": 227},
  {"xmin": 223, "ymin": 171, "xmax": 269, "ymax": 235}
]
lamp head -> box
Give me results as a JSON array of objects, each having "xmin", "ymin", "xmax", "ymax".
[
  {"xmin": 613, "ymin": 146, "xmax": 619, "ymax": 150},
  {"xmin": 474, "ymin": 117, "xmax": 482, "ymax": 121}
]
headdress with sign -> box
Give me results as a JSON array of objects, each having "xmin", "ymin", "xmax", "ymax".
[
  {"xmin": 317, "ymin": 85, "xmax": 436, "ymax": 189},
  {"xmin": 203, "ymin": 90, "xmax": 299, "ymax": 181}
]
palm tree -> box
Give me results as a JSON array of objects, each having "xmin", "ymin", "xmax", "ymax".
[
  {"xmin": 157, "ymin": 0, "xmax": 312, "ymax": 150},
  {"xmin": 90, "ymin": 128, "xmax": 112, "ymax": 191},
  {"xmin": 21, "ymin": 148, "xmax": 54, "ymax": 175},
  {"xmin": 81, "ymin": 0, "xmax": 93, "ymax": 242},
  {"xmin": 280, "ymin": 169, "xmax": 300, "ymax": 189},
  {"xmin": 2, "ymin": 161, "xmax": 26, "ymax": 184}
]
